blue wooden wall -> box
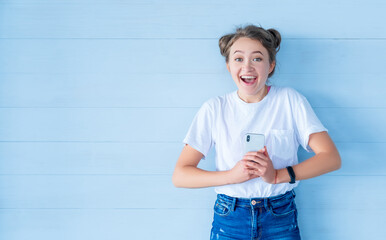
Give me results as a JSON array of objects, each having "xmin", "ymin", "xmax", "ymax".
[{"xmin": 1, "ymin": 0, "xmax": 385, "ymax": 239}]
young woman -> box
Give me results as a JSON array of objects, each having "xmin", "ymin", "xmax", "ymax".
[{"xmin": 172, "ymin": 25, "xmax": 341, "ymax": 240}]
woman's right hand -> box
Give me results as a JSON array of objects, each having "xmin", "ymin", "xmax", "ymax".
[{"xmin": 228, "ymin": 159, "xmax": 261, "ymax": 184}]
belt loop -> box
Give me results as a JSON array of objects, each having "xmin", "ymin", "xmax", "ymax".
[
  {"xmin": 292, "ymin": 190, "xmax": 296, "ymax": 197},
  {"xmin": 231, "ymin": 197, "xmax": 237, "ymax": 212},
  {"xmin": 264, "ymin": 197, "xmax": 269, "ymax": 211}
]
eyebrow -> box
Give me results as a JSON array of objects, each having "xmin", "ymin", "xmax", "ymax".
[{"xmin": 233, "ymin": 50, "xmax": 264, "ymax": 56}]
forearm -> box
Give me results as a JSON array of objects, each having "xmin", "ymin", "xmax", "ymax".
[
  {"xmin": 172, "ymin": 166, "xmax": 233, "ymax": 188},
  {"xmin": 276, "ymin": 151, "xmax": 341, "ymax": 184}
]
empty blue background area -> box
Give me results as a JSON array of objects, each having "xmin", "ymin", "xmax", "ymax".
[{"xmin": 0, "ymin": 0, "xmax": 385, "ymax": 239}]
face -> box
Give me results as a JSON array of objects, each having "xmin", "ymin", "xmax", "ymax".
[{"xmin": 226, "ymin": 37, "xmax": 275, "ymax": 102}]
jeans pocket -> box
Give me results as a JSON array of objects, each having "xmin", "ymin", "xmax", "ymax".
[
  {"xmin": 269, "ymin": 199, "xmax": 296, "ymax": 217},
  {"xmin": 213, "ymin": 199, "xmax": 232, "ymax": 217}
]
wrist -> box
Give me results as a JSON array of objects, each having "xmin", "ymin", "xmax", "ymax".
[
  {"xmin": 286, "ymin": 166, "xmax": 296, "ymax": 184},
  {"xmin": 274, "ymin": 169, "xmax": 278, "ymax": 184},
  {"xmin": 276, "ymin": 168, "xmax": 291, "ymax": 184},
  {"xmin": 224, "ymin": 170, "xmax": 236, "ymax": 185}
]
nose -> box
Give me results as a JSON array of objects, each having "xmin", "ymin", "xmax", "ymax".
[{"xmin": 242, "ymin": 60, "xmax": 253, "ymax": 71}]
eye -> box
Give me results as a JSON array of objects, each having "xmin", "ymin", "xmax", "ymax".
[
  {"xmin": 253, "ymin": 58, "xmax": 262, "ymax": 62},
  {"xmin": 235, "ymin": 58, "xmax": 243, "ymax": 62}
]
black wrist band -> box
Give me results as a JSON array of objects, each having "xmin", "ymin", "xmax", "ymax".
[{"xmin": 286, "ymin": 166, "xmax": 296, "ymax": 184}]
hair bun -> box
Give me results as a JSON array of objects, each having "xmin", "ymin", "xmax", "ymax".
[
  {"xmin": 267, "ymin": 28, "xmax": 281, "ymax": 51},
  {"xmin": 218, "ymin": 34, "xmax": 235, "ymax": 57}
]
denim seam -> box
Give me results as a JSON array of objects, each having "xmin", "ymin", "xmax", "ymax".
[
  {"xmin": 214, "ymin": 200, "xmax": 233, "ymax": 217},
  {"xmin": 231, "ymin": 197, "xmax": 236, "ymax": 212},
  {"xmin": 269, "ymin": 207, "xmax": 296, "ymax": 217},
  {"xmin": 269, "ymin": 197, "xmax": 296, "ymax": 217},
  {"xmin": 257, "ymin": 207, "xmax": 263, "ymax": 240},
  {"xmin": 250, "ymin": 206, "xmax": 255, "ymax": 240}
]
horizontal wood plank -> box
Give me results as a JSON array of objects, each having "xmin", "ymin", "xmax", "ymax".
[
  {"xmin": 0, "ymin": 209, "xmax": 213, "ymax": 240},
  {"xmin": 0, "ymin": 0, "xmax": 385, "ymax": 39},
  {"xmin": 0, "ymin": 207, "xmax": 382, "ymax": 240},
  {"xmin": 0, "ymin": 207, "xmax": 384, "ymax": 240},
  {"xmin": 0, "ymin": 142, "xmax": 189, "ymax": 175},
  {"xmin": 0, "ymin": 142, "xmax": 383, "ymax": 175},
  {"xmin": 298, "ymin": 208, "xmax": 385, "ymax": 239},
  {"xmin": 0, "ymin": 174, "xmax": 216, "ymax": 209},
  {"xmin": 1, "ymin": 73, "xmax": 385, "ymax": 108},
  {"xmin": 1, "ymin": 39, "xmax": 385, "ymax": 75},
  {"xmin": 0, "ymin": 108, "xmax": 384, "ymax": 142},
  {"xmin": 0, "ymin": 175, "xmax": 384, "ymax": 209}
]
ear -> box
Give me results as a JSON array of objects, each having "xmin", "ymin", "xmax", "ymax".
[
  {"xmin": 269, "ymin": 61, "xmax": 276, "ymax": 74},
  {"xmin": 226, "ymin": 62, "xmax": 230, "ymax": 73}
]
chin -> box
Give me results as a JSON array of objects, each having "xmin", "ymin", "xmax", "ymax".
[{"xmin": 241, "ymin": 86, "xmax": 259, "ymax": 94}]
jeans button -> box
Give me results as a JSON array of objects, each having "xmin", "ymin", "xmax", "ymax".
[{"xmin": 251, "ymin": 200, "xmax": 257, "ymax": 205}]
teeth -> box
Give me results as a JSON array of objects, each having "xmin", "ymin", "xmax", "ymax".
[{"xmin": 241, "ymin": 76, "xmax": 256, "ymax": 83}]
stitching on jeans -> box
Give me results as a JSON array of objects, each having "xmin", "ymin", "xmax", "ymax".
[
  {"xmin": 257, "ymin": 207, "xmax": 262, "ymax": 240},
  {"xmin": 269, "ymin": 200, "xmax": 296, "ymax": 217},
  {"xmin": 250, "ymin": 206, "xmax": 254, "ymax": 240}
]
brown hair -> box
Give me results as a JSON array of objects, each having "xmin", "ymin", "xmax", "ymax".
[{"xmin": 219, "ymin": 25, "xmax": 281, "ymax": 78}]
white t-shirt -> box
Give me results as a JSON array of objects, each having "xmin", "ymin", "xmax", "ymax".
[{"xmin": 183, "ymin": 86, "xmax": 327, "ymax": 198}]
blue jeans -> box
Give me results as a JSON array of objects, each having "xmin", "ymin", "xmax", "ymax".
[{"xmin": 210, "ymin": 190, "xmax": 301, "ymax": 240}]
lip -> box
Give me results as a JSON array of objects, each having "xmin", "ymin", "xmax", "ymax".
[{"xmin": 240, "ymin": 75, "xmax": 257, "ymax": 86}]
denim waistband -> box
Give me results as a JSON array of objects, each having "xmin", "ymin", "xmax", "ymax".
[{"xmin": 217, "ymin": 190, "xmax": 296, "ymax": 209}]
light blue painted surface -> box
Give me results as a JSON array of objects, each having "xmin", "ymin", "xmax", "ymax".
[{"xmin": 0, "ymin": 0, "xmax": 385, "ymax": 239}]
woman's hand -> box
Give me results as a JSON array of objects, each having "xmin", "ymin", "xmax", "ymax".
[
  {"xmin": 228, "ymin": 146, "xmax": 276, "ymax": 184},
  {"xmin": 228, "ymin": 158, "xmax": 261, "ymax": 184},
  {"xmin": 240, "ymin": 146, "xmax": 276, "ymax": 184}
]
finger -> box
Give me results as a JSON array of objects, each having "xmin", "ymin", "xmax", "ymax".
[
  {"xmin": 248, "ymin": 148, "xmax": 271, "ymax": 162},
  {"xmin": 242, "ymin": 157, "xmax": 264, "ymax": 167},
  {"xmin": 257, "ymin": 146, "xmax": 271, "ymax": 159},
  {"xmin": 243, "ymin": 154, "xmax": 268, "ymax": 163},
  {"xmin": 244, "ymin": 151, "xmax": 259, "ymax": 156},
  {"xmin": 244, "ymin": 161, "xmax": 268, "ymax": 173},
  {"xmin": 244, "ymin": 151, "xmax": 266, "ymax": 159},
  {"xmin": 245, "ymin": 160, "xmax": 263, "ymax": 169},
  {"xmin": 252, "ymin": 159, "xmax": 268, "ymax": 167},
  {"xmin": 246, "ymin": 168, "xmax": 261, "ymax": 177},
  {"xmin": 262, "ymin": 146, "xmax": 270, "ymax": 157}
]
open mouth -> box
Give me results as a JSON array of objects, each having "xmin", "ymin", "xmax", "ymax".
[{"xmin": 240, "ymin": 75, "xmax": 257, "ymax": 85}]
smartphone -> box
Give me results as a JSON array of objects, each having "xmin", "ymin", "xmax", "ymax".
[{"xmin": 244, "ymin": 133, "xmax": 265, "ymax": 154}]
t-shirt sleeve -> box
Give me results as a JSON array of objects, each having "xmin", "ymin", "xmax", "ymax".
[
  {"xmin": 292, "ymin": 91, "xmax": 328, "ymax": 152},
  {"xmin": 183, "ymin": 101, "xmax": 214, "ymax": 159}
]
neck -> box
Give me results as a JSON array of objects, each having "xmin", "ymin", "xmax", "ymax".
[{"xmin": 238, "ymin": 85, "xmax": 268, "ymax": 103}]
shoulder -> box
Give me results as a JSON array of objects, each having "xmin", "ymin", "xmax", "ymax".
[
  {"xmin": 201, "ymin": 91, "xmax": 236, "ymax": 110},
  {"xmin": 192, "ymin": 92, "xmax": 234, "ymax": 125},
  {"xmin": 271, "ymin": 86, "xmax": 307, "ymax": 103}
]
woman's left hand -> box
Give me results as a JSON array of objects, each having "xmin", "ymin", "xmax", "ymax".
[{"xmin": 242, "ymin": 146, "xmax": 276, "ymax": 184}]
